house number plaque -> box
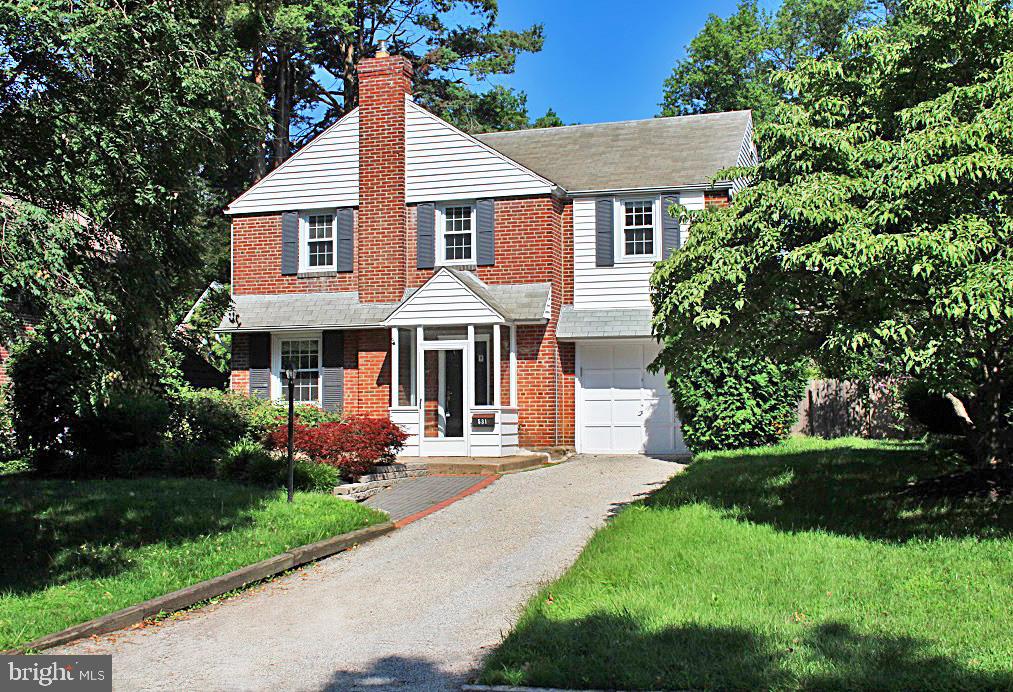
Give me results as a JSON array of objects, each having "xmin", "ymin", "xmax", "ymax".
[{"xmin": 472, "ymin": 413, "xmax": 496, "ymax": 430}]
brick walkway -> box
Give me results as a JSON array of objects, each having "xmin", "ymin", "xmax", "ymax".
[{"xmin": 364, "ymin": 475, "xmax": 496, "ymax": 523}]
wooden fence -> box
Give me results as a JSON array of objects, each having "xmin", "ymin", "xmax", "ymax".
[{"xmin": 792, "ymin": 378, "xmax": 920, "ymax": 440}]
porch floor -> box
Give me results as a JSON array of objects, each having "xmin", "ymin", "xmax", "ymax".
[{"xmin": 398, "ymin": 454, "xmax": 547, "ymax": 475}]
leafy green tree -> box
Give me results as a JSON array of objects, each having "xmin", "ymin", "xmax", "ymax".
[
  {"xmin": 652, "ymin": 0, "xmax": 1013, "ymax": 472},
  {"xmin": 531, "ymin": 107, "xmax": 566, "ymax": 129},
  {"xmin": 660, "ymin": 0, "xmax": 878, "ymax": 120},
  {"xmin": 0, "ymin": 0, "xmax": 262, "ymax": 453},
  {"xmin": 292, "ymin": 0, "xmax": 545, "ymax": 141}
]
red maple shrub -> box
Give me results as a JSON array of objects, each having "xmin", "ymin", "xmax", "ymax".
[{"xmin": 269, "ymin": 416, "xmax": 408, "ymax": 480}]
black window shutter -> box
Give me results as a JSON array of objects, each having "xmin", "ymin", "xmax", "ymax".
[
  {"xmin": 335, "ymin": 208, "xmax": 354, "ymax": 272},
  {"xmin": 595, "ymin": 198, "xmax": 614, "ymax": 267},
  {"xmin": 281, "ymin": 212, "xmax": 299, "ymax": 275},
  {"xmin": 661, "ymin": 195, "xmax": 681, "ymax": 257},
  {"xmin": 417, "ymin": 202, "xmax": 436, "ymax": 269},
  {"xmin": 476, "ymin": 198, "xmax": 495, "ymax": 266},
  {"xmin": 248, "ymin": 333, "xmax": 271, "ymax": 400},
  {"xmin": 321, "ymin": 331, "xmax": 344, "ymax": 413}
]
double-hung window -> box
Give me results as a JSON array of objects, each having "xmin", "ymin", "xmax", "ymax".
[
  {"xmin": 438, "ymin": 204, "xmax": 475, "ymax": 265},
  {"xmin": 302, "ymin": 213, "xmax": 336, "ymax": 271},
  {"xmin": 620, "ymin": 199, "xmax": 656, "ymax": 260},
  {"xmin": 278, "ymin": 337, "xmax": 321, "ymax": 404}
]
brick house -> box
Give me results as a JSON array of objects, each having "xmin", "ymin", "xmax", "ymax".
[{"xmin": 219, "ymin": 49, "xmax": 754, "ymax": 457}]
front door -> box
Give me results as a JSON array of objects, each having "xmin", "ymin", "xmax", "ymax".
[{"xmin": 421, "ymin": 345, "xmax": 468, "ymax": 455}]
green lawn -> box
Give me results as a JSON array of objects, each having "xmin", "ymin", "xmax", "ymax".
[
  {"xmin": 481, "ymin": 437, "xmax": 1013, "ymax": 691},
  {"xmin": 0, "ymin": 477, "xmax": 386, "ymax": 650}
]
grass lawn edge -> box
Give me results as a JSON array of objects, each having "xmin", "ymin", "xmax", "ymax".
[{"xmin": 5, "ymin": 520, "xmax": 396, "ymax": 655}]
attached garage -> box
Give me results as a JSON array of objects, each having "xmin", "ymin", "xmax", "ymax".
[{"xmin": 575, "ymin": 339, "xmax": 688, "ymax": 455}]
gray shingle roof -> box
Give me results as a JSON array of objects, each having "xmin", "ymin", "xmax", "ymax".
[
  {"xmin": 556, "ymin": 306, "xmax": 654, "ymax": 339},
  {"xmin": 446, "ymin": 268, "xmax": 550, "ymax": 322},
  {"xmin": 475, "ymin": 110, "xmax": 752, "ymax": 192},
  {"xmin": 217, "ymin": 271, "xmax": 552, "ymax": 332},
  {"xmin": 217, "ymin": 292, "xmax": 397, "ymax": 332}
]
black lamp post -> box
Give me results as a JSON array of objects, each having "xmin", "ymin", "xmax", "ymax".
[{"xmin": 285, "ymin": 367, "xmax": 295, "ymax": 503}]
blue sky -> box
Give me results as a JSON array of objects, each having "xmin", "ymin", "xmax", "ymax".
[{"xmin": 487, "ymin": 0, "xmax": 752, "ymax": 125}]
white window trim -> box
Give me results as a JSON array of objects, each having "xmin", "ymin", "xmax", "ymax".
[
  {"xmin": 298, "ymin": 210, "xmax": 337, "ymax": 274},
  {"xmin": 271, "ymin": 331, "xmax": 323, "ymax": 406},
  {"xmin": 615, "ymin": 197, "xmax": 661, "ymax": 264},
  {"xmin": 436, "ymin": 202, "xmax": 477, "ymax": 267}
]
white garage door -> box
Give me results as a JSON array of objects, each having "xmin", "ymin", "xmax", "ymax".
[{"xmin": 577, "ymin": 340, "xmax": 687, "ymax": 455}]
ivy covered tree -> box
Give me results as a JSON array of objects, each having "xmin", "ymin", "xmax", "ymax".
[{"xmin": 652, "ymin": 0, "xmax": 1013, "ymax": 472}]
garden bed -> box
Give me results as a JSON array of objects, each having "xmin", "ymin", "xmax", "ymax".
[
  {"xmin": 0, "ymin": 477, "xmax": 386, "ymax": 650},
  {"xmin": 479, "ymin": 437, "xmax": 1013, "ymax": 690}
]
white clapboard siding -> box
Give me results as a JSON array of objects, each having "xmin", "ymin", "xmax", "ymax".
[
  {"xmin": 386, "ymin": 271, "xmax": 503, "ymax": 326},
  {"xmin": 227, "ymin": 98, "xmax": 555, "ymax": 215},
  {"xmin": 405, "ymin": 100, "xmax": 553, "ymax": 203},
  {"xmin": 731, "ymin": 116, "xmax": 758, "ymax": 195},
  {"xmin": 573, "ymin": 192, "xmax": 704, "ymax": 310},
  {"xmin": 227, "ymin": 110, "xmax": 360, "ymax": 214}
]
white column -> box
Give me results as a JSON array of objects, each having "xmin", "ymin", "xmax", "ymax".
[
  {"xmin": 509, "ymin": 324, "xmax": 518, "ymax": 407},
  {"xmin": 390, "ymin": 327, "xmax": 399, "ymax": 408},
  {"xmin": 466, "ymin": 324, "xmax": 475, "ymax": 413},
  {"xmin": 415, "ymin": 326, "xmax": 424, "ymax": 408},
  {"xmin": 492, "ymin": 323, "xmax": 501, "ymax": 407}
]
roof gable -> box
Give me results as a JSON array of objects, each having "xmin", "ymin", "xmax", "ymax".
[
  {"xmin": 227, "ymin": 109, "xmax": 360, "ymax": 215},
  {"xmin": 226, "ymin": 98, "xmax": 556, "ymax": 215},
  {"xmin": 404, "ymin": 100, "xmax": 555, "ymax": 203},
  {"xmin": 385, "ymin": 268, "xmax": 505, "ymax": 326}
]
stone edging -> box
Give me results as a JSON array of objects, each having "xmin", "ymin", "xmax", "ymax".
[
  {"xmin": 4, "ymin": 521, "xmax": 396, "ymax": 654},
  {"xmin": 462, "ymin": 686, "xmax": 604, "ymax": 692}
]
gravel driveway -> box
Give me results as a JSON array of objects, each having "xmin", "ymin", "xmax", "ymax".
[{"xmin": 56, "ymin": 454, "xmax": 682, "ymax": 691}]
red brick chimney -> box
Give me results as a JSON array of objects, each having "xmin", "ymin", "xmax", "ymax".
[{"xmin": 356, "ymin": 47, "xmax": 413, "ymax": 303}]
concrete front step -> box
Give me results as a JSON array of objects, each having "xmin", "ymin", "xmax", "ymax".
[{"xmin": 416, "ymin": 454, "xmax": 547, "ymax": 475}]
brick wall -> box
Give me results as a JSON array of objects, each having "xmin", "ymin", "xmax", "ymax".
[
  {"xmin": 356, "ymin": 53, "xmax": 411, "ymax": 303},
  {"xmin": 704, "ymin": 190, "xmax": 730, "ymax": 208},
  {"xmin": 230, "ymin": 333, "xmax": 250, "ymax": 394},
  {"xmin": 232, "ymin": 213, "xmax": 358, "ymax": 295},
  {"xmin": 405, "ymin": 196, "xmax": 562, "ymax": 289},
  {"xmin": 341, "ymin": 329, "xmax": 391, "ymax": 417}
]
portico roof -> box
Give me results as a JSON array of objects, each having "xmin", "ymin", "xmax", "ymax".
[{"xmin": 216, "ymin": 269, "xmax": 550, "ymax": 332}]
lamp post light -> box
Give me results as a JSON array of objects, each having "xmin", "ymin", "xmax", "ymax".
[{"xmin": 285, "ymin": 367, "xmax": 295, "ymax": 503}]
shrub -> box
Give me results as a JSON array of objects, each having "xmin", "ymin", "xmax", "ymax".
[
  {"xmin": 75, "ymin": 390, "xmax": 172, "ymax": 462},
  {"xmin": 111, "ymin": 443, "xmax": 217, "ymax": 479},
  {"xmin": 667, "ymin": 347, "xmax": 808, "ymax": 454},
  {"xmin": 174, "ymin": 388, "xmax": 342, "ymax": 450},
  {"xmin": 7, "ymin": 329, "xmax": 102, "ymax": 469},
  {"xmin": 269, "ymin": 416, "xmax": 408, "ymax": 480},
  {"xmin": 216, "ymin": 439, "xmax": 340, "ymax": 492},
  {"xmin": 0, "ymin": 386, "xmax": 18, "ymax": 463}
]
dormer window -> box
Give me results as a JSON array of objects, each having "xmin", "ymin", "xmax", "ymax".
[
  {"xmin": 438, "ymin": 204, "xmax": 475, "ymax": 265},
  {"xmin": 301, "ymin": 212, "xmax": 336, "ymax": 272},
  {"xmin": 617, "ymin": 199, "xmax": 658, "ymax": 261}
]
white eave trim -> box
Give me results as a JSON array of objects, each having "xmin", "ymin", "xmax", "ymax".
[{"xmin": 215, "ymin": 322, "xmax": 389, "ymax": 334}]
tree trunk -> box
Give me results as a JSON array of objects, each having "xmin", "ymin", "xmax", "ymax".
[
  {"xmin": 952, "ymin": 369, "xmax": 1011, "ymax": 479},
  {"xmin": 252, "ymin": 46, "xmax": 267, "ymax": 181},
  {"xmin": 272, "ymin": 46, "xmax": 291, "ymax": 169}
]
